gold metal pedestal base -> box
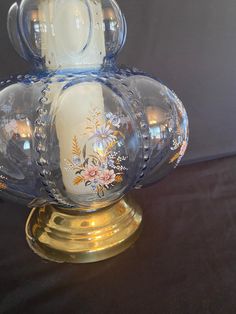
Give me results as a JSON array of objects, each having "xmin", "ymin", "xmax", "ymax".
[{"xmin": 25, "ymin": 197, "xmax": 142, "ymax": 263}]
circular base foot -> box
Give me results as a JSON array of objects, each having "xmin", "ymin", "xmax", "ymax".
[{"xmin": 25, "ymin": 197, "xmax": 142, "ymax": 263}]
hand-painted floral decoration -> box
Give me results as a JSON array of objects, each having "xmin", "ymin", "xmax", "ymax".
[
  {"xmin": 0, "ymin": 175, "xmax": 7, "ymax": 190},
  {"xmin": 65, "ymin": 109, "xmax": 128, "ymax": 198},
  {"xmin": 169, "ymin": 140, "xmax": 188, "ymax": 166}
]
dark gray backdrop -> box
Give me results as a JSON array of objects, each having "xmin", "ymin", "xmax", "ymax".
[{"xmin": 1, "ymin": 0, "xmax": 236, "ymax": 163}]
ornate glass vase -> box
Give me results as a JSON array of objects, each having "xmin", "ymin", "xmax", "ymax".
[{"xmin": 0, "ymin": 0, "xmax": 189, "ymax": 263}]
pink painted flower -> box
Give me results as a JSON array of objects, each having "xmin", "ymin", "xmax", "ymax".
[
  {"xmin": 99, "ymin": 169, "xmax": 116, "ymax": 185},
  {"xmin": 83, "ymin": 165, "xmax": 99, "ymax": 182},
  {"xmin": 5, "ymin": 120, "xmax": 17, "ymax": 134}
]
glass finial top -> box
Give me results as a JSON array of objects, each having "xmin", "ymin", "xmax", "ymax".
[{"xmin": 8, "ymin": 0, "xmax": 127, "ymax": 70}]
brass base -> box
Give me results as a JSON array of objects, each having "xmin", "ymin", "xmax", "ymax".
[{"xmin": 25, "ymin": 197, "xmax": 142, "ymax": 263}]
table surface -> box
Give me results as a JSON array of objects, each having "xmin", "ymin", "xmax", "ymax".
[{"xmin": 0, "ymin": 156, "xmax": 236, "ymax": 314}]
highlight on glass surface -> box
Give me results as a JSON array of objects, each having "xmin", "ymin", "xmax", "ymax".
[{"xmin": 0, "ymin": 0, "xmax": 189, "ymax": 263}]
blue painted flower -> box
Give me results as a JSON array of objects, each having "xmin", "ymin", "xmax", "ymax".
[
  {"xmin": 93, "ymin": 125, "xmax": 116, "ymax": 151},
  {"xmin": 106, "ymin": 112, "xmax": 121, "ymax": 128},
  {"xmin": 72, "ymin": 155, "xmax": 81, "ymax": 165}
]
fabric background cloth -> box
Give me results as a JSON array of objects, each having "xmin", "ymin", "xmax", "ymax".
[
  {"xmin": 0, "ymin": 155, "xmax": 236, "ymax": 314},
  {"xmin": 0, "ymin": 0, "xmax": 236, "ymax": 163}
]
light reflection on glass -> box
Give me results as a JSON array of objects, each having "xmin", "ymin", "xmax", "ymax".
[{"xmin": 23, "ymin": 140, "xmax": 31, "ymax": 151}]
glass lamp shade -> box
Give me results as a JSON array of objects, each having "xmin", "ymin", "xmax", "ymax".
[{"xmin": 0, "ymin": 0, "xmax": 189, "ymax": 263}]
